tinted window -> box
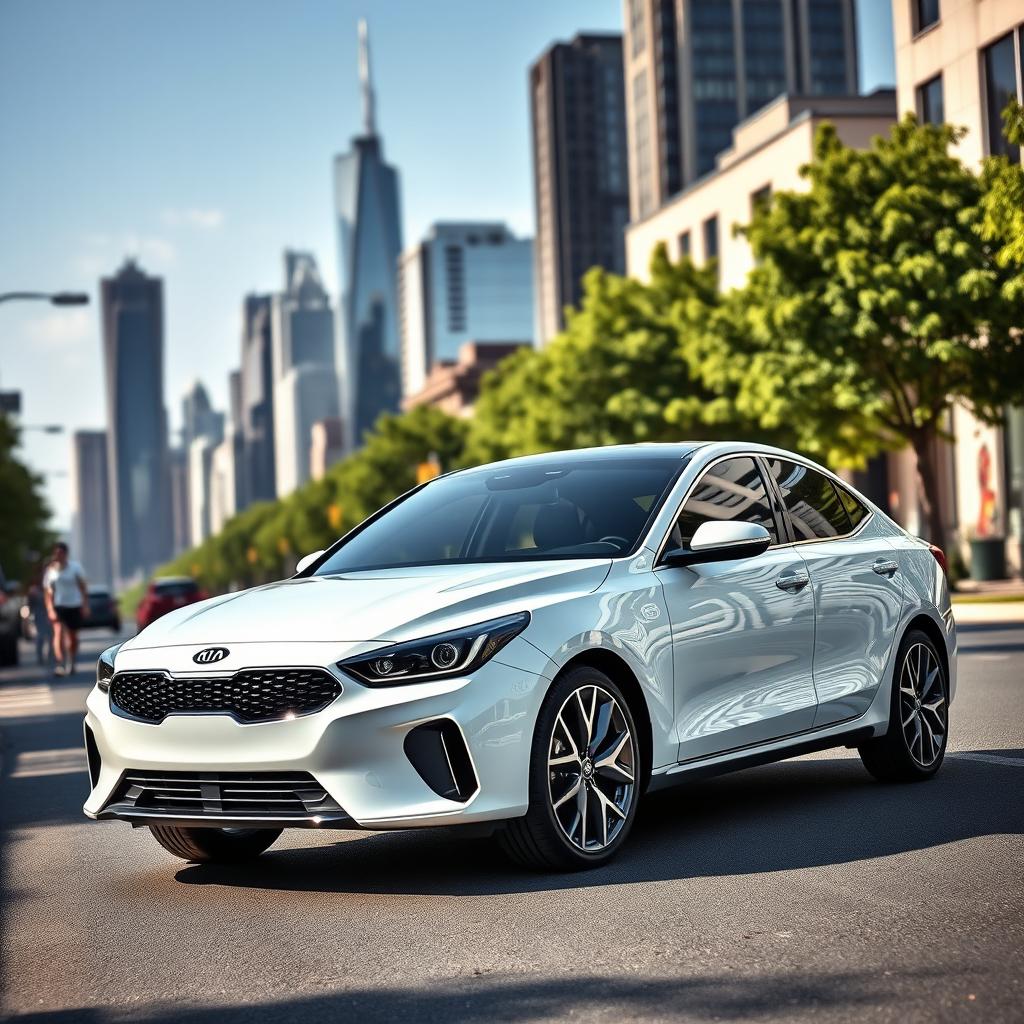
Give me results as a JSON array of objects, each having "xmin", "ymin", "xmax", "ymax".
[
  {"xmin": 836, "ymin": 484, "xmax": 868, "ymax": 529},
  {"xmin": 671, "ymin": 457, "xmax": 779, "ymax": 547},
  {"xmin": 154, "ymin": 580, "xmax": 199, "ymax": 598},
  {"xmin": 768, "ymin": 460, "xmax": 852, "ymax": 540},
  {"xmin": 314, "ymin": 457, "xmax": 685, "ymax": 573},
  {"xmin": 983, "ymin": 33, "xmax": 1020, "ymax": 161}
]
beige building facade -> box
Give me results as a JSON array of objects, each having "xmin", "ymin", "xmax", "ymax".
[
  {"xmin": 893, "ymin": 0, "xmax": 1024, "ymax": 576},
  {"xmin": 625, "ymin": 91, "xmax": 897, "ymax": 287}
]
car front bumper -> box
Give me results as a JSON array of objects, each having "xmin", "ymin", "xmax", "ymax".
[{"xmin": 83, "ymin": 637, "xmax": 552, "ymax": 830}]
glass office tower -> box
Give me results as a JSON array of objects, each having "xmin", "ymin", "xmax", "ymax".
[{"xmin": 333, "ymin": 20, "xmax": 403, "ymax": 448}]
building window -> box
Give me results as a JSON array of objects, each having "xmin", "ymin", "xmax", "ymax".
[
  {"xmin": 678, "ymin": 230, "xmax": 691, "ymax": 259},
  {"xmin": 916, "ymin": 73, "xmax": 944, "ymax": 125},
  {"xmin": 982, "ymin": 32, "xmax": 1021, "ymax": 161},
  {"xmin": 750, "ymin": 184, "xmax": 772, "ymax": 216},
  {"xmin": 703, "ymin": 215, "xmax": 719, "ymax": 263},
  {"xmin": 913, "ymin": 0, "xmax": 939, "ymax": 35},
  {"xmin": 629, "ymin": 0, "xmax": 646, "ymax": 56}
]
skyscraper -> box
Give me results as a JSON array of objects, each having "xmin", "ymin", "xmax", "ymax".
[
  {"xmin": 181, "ymin": 380, "xmax": 224, "ymax": 452},
  {"xmin": 398, "ymin": 222, "xmax": 534, "ymax": 395},
  {"xmin": 240, "ymin": 294, "xmax": 276, "ymax": 505},
  {"xmin": 530, "ymin": 34, "xmax": 629, "ymax": 344},
  {"xmin": 333, "ymin": 19, "xmax": 403, "ymax": 446},
  {"xmin": 622, "ymin": 0, "xmax": 858, "ymax": 218},
  {"xmin": 70, "ymin": 430, "xmax": 113, "ymax": 585},
  {"xmin": 270, "ymin": 251, "xmax": 339, "ymax": 497},
  {"xmin": 271, "ymin": 252, "xmax": 336, "ymax": 379},
  {"xmin": 101, "ymin": 259, "xmax": 171, "ymax": 583}
]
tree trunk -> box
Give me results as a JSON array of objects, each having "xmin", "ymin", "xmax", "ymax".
[{"xmin": 912, "ymin": 431, "xmax": 946, "ymax": 547}]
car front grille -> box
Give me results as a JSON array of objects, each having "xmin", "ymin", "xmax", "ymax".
[
  {"xmin": 104, "ymin": 769, "xmax": 348, "ymax": 823},
  {"xmin": 109, "ymin": 668, "xmax": 343, "ymax": 724}
]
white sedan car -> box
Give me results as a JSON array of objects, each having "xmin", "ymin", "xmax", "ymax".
[{"xmin": 84, "ymin": 442, "xmax": 955, "ymax": 870}]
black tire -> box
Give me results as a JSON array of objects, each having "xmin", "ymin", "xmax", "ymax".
[
  {"xmin": 859, "ymin": 628, "xmax": 948, "ymax": 783},
  {"xmin": 148, "ymin": 824, "xmax": 283, "ymax": 863},
  {"xmin": 498, "ymin": 666, "xmax": 643, "ymax": 871}
]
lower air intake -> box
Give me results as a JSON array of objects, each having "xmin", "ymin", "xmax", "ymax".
[{"xmin": 103, "ymin": 769, "xmax": 349, "ymax": 825}]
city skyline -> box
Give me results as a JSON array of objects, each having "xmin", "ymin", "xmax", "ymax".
[{"xmin": 0, "ymin": 0, "xmax": 896, "ymax": 530}]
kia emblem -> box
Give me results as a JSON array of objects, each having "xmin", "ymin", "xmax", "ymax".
[{"xmin": 193, "ymin": 647, "xmax": 229, "ymax": 665}]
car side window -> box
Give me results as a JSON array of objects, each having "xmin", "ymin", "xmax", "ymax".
[
  {"xmin": 836, "ymin": 484, "xmax": 868, "ymax": 529},
  {"xmin": 767, "ymin": 459, "xmax": 852, "ymax": 541},
  {"xmin": 671, "ymin": 457, "xmax": 779, "ymax": 547}
]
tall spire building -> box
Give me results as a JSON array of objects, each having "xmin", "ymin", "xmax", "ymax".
[{"xmin": 333, "ymin": 19, "xmax": 403, "ymax": 448}]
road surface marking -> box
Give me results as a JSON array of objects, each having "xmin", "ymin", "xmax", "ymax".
[
  {"xmin": 950, "ymin": 752, "xmax": 1024, "ymax": 767},
  {"xmin": 0, "ymin": 684, "xmax": 53, "ymax": 717},
  {"xmin": 10, "ymin": 747, "xmax": 86, "ymax": 779}
]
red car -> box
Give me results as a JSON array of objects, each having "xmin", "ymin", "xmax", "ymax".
[{"xmin": 136, "ymin": 577, "xmax": 207, "ymax": 631}]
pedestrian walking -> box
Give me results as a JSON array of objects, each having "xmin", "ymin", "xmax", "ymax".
[
  {"xmin": 42, "ymin": 542, "xmax": 89, "ymax": 677},
  {"xmin": 25, "ymin": 579, "xmax": 54, "ymax": 668}
]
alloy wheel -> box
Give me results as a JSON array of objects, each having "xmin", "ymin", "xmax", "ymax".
[
  {"xmin": 898, "ymin": 642, "xmax": 946, "ymax": 767},
  {"xmin": 547, "ymin": 684, "xmax": 636, "ymax": 852}
]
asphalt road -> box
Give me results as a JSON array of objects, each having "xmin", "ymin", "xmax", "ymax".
[{"xmin": 1, "ymin": 622, "xmax": 1022, "ymax": 1023}]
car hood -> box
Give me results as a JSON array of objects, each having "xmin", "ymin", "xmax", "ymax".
[{"xmin": 124, "ymin": 559, "xmax": 612, "ymax": 649}]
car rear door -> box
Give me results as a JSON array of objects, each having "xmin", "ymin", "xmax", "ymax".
[
  {"xmin": 762, "ymin": 458, "xmax": 904, "ymax": 728},
  {"xmin": 657, "ymin": 455, "xmax": 819, "ymax": 763}
]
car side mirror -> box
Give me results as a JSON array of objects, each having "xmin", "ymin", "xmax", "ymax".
[
  {"xmin": 661, "ymin": 521, "xmax": 772, "ymax": 568},
  {"xmin": 295, "ymin": 550, "xmax": 325, "ymax": 576}
]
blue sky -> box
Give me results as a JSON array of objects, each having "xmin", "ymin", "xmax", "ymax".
[{"xmin": 0, "ymin": 0, "xmax": 895, "ymax": 530}]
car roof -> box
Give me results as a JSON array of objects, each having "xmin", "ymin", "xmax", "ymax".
[{"xmin": 449, "ymin": 442, "xmax": 708, "ymax": 478}]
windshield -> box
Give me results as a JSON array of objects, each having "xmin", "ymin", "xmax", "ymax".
[
  {"xmin": 154, "ymin": 580, "xmax": 198, "ymax": 597},
  {"xmin": 314, "ymin": 456, "xmax": 687, "ymax": 574}
]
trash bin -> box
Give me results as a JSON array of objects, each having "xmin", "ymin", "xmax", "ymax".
[{"xmin": 969, "ymin": 537, "xmax": 1007, "ymax": 581}]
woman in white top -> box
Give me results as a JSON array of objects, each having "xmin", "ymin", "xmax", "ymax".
[{"xmin": 43, "ymin": 542, "xmax": 90, "ymax": 677}]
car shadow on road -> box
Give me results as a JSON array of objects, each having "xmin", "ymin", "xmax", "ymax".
[
  {"xmin": 12, "ymin": 963, "xmax": 952, "ymax": 1024},
  {"xmin": 173, "ymin": 752, "xmax": 1024, "ymax": 897}
]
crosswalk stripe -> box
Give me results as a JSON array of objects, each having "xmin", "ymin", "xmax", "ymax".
[
  {"xmin": 10, "ymin": 747, "xmax": 86, "ymax": 778},
  {"xmin": 0, "ymin": 683, "xmax": 54, "ymax": 716}
]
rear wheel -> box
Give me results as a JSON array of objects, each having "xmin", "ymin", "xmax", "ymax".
[
  {"xmin": 858, "ymin": 628, "xmax": 948, "ymax": 782},
  {"xmin": 498, "ymin": 666, "xmax": 641, "ymax": 871},
  {"xmin": 148, "ymin": 824, "xmax": 283, "ymax": 863}
]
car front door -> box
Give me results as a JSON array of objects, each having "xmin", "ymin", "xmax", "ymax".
[
  {"xmin": 657, "ymin": 456, "xmax": 819, "ymax": 763},
  {"xmin": 763, "ymin": 458, "xmax": 904, "ymax": 727}
]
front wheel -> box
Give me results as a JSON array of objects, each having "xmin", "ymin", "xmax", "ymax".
[
  {"xmin": 858, "ymin": 628, "xmax": 948, "ymax": 783},
  {"xmin": 498, "ymin": 666, "xmax": 641, "ymax": 871},
  {"xmin": 148, "ymin": 824, "xmax": 283, "ymax": 863}
]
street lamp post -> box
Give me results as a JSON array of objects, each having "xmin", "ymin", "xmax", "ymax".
[{"xmin": 0, "ymin": 291, "xmax": 89, "ymax": 306}]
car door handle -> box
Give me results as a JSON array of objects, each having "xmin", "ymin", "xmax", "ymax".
[
  {"xmin": 775, "ymin": 569, "xmax": 810, "ymax": 592},
  {"xmin": 872, "ymin": 559, "xmax": 899, "ymax": 576}
]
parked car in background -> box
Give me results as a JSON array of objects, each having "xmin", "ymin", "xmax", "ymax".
[
  {"xmin": 81, "ymin": 587, "xmax": 121, "ymax": 633},
  {"xmin": 136, "ymin": 577, "xmax": 206, "ymax": 632},
  {"xmin": 0, "ymin": 565, "xmax": 22, "ymax": 667}
]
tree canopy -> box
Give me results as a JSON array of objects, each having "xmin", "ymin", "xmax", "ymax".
[
  {"xmin": 734, "ymin": 114, "xmax": 1024, "ymax": 540},
  {"xmin": 0, "ymin": 413, "xmax": 54, "ymax": 584}
]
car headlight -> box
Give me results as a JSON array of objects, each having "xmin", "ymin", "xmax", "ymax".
[
  {"xmin": 96, "ymin": 642, "xmax": 123, "ymax": 692},
  {"xmin": 338, "ymin": 611, "xmax": 531, "ymax": 686}
]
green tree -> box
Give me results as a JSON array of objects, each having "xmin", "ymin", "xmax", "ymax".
[
  {"xmin": 0, "ymin": 413, "xmax": 54, "ymax": 583},
  {"xmin": 736, "ymin": 114, "xmax": 1024, "ymax": 542},
  {"xmin": 464, "ymin": 248, "xmax": 794, "ymax": 465}
]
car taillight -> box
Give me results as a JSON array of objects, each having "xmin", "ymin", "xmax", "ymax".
[{"xmin": 927, "ymin": 543, "xmax": 948, "ymax": 577}]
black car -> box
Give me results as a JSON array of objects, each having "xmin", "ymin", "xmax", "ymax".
[{"xmin": 81, "ymin": 586, "xmax": 121, "ymax": 632}]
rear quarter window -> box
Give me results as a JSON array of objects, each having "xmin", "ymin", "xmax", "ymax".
[
  {"xmin": 768, "ymin": 460, "xmax": 852, "ymax": 541},
  {"xmin": 835, "ymin": 485, "xmax": 868, "ymax": 529}
]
